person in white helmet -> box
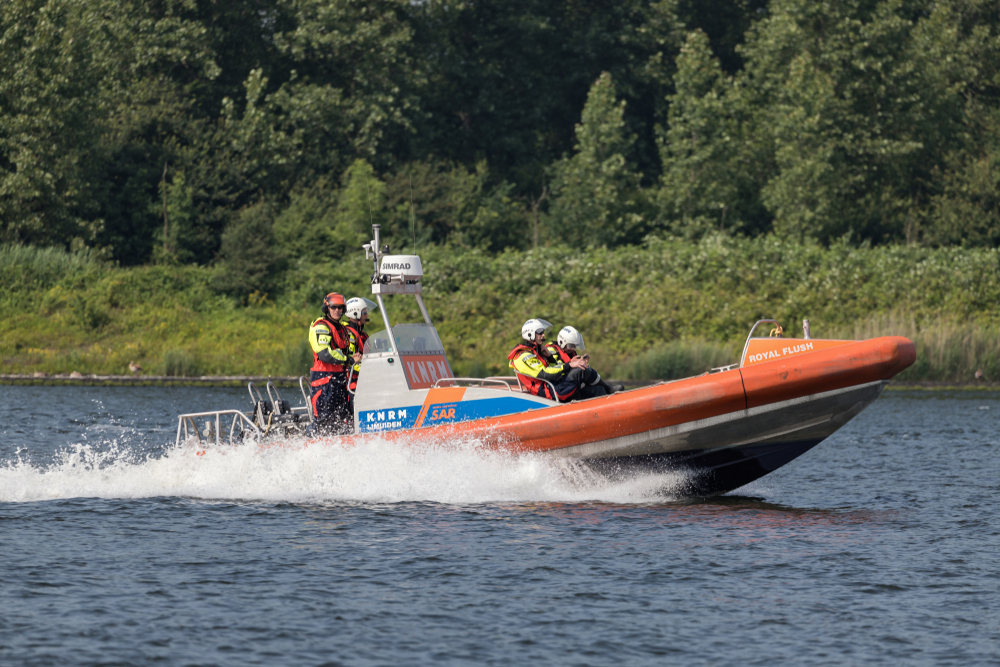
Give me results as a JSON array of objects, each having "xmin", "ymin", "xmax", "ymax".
[
  {"xmin": 545, "ymin": 325, "xmax": 617, "ymax": 396},
  {"xmin": 507, "ymin": 319, "xmax": 607, "ymax": 401},
  {"xmin": 342, "ymin": 297, "xmax": 376, "ymax": 409}
]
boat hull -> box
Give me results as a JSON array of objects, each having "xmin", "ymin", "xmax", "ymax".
[
  {"xmin": 371, "ymin": 336, "xmax": 914, "ymax": 496},
  {"xmin": 579, "ymin": 380, "xmax": 885, "ymax": 495},
  {"xmin": 223, "ymin": 336, "xmax": 913, "ymax": 497}
]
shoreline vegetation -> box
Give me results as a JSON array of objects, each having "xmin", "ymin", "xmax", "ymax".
[
  {"xmin": 3, "ymin": 241, "xmax": 998, "ymax": 386},
  {"xmin": 4, "ymin": 2, "xmax": 999, "ymax": 391}
]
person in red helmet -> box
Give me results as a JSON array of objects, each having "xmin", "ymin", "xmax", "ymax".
[{"xmin": 307, "ymin": 292, "xmax": 357, "ymax": 434}]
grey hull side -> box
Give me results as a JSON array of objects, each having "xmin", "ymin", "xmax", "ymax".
[{"xmin": 550, "ymin": 381, "xmax": 887, "ymax": 496}]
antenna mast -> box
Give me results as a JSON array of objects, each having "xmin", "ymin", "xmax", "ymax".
[
  {"xmin": 409, "ymin": 175, "xmax": 416, "ymax": 254},
  {"xmin": 365, "ymin": 172, "xmax": 375, "ymax": 229}
]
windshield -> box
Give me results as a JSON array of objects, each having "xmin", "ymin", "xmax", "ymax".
[{"xmin": 364, "ymin": 324, "xmax": 444, "ymax": 355}]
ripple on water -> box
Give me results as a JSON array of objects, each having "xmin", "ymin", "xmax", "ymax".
[{"xmin": 0, "ymin": 387, "xmax": 999, "ymax": 666}]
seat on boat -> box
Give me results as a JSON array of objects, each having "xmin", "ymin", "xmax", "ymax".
[{"xmin": 512, "ymin": 371, "xmax": 558, "ymax": 400}]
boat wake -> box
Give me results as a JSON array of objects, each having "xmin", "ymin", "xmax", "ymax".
[{"xmin": 0, "ymin": 434, "xmax": 690, "ymax": 505}]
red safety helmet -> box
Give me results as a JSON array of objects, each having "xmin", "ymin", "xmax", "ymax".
[{"xmin": 322, "ymin": 292, "xmax": 346, "ymax": 313}]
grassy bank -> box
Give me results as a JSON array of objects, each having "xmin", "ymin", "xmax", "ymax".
[{"xmin": 3, "ymin": 237, "xmax": 999, "ymax": 382}]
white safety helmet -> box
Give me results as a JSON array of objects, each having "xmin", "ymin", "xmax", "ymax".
[
  {"xmin": 521, "ymin": 319, "xmax": 553, "ymax": 342},
  {"xmin": 345, "ymin": 297, "xmax": 377, "ymax": 320},
  {"xmin": 557, "ymin": 326, "xmax": 586, "ymax": 352}
]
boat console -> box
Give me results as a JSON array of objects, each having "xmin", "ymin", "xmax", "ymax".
[{"xmin": 353, "ymin": 224, "xmax": 556, "ymax": 433}]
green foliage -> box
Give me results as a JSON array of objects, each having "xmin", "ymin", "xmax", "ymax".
[
  {"xmin": 217, "ymin": 0, "xmax": 424, "ymax": 198},
  {"xmin": 410, "ymin": 0, "xmax": 684, "ymax": 187},
  {"xmin": 3, "ymin": 240, "xmax": 1000, "ymax": 382},
  {"xmin": 5, "ymin": 0, "xmax": 1000, "ymax": 257},
  {"xmin": 273, "ymin": 159, "xmax": 386, "ymax": 263},
  {"xmin": 414, "ymin": 234, "xmax": 1000, "ymax": 376},
  {"xmin": 676, "ymin": 0, "xmax": 768, "ymax": 75},
  {"xmin": 659, "ymin": 31, "xmax": 747, "ymax": 238},
  {"xmin": 160, "ymin": 349, "xmax": 201, "ymax": 377},
  {"xmin": 212, "ymin": 203, "xmax": 288, "ymax": 300},
  {"xmin": 152, "ymin": 168, "xmax": 200, "ymax": 265},
  {"xmin": 547, "ymin": 73, "xmax": 651, "ymax": 247},
  {"xmin": 0, "ymin": 243, "xmax": 100, "ymax": 294},
  {"xmin": 381, "ymin": 160, "xmax": 530, "ymax": 252},
  {"xmin": 737, "ymin": 0, "xmax": 975, "ymax": 242},
  {"xmin": 617, "ymin": 341, "xmax": 736, "ymax": 380},
  {"xmin": 0, "ymin": 0, "xmax": 105, "ymax": 246},
  {"xmin": 924, "ymin": 112, "xmax": 1000, "ymax": 246},
  {"xmin": 279, "ymin": 340, "xmax": 314, "ymax": 376},
  {"xmin": 0, "ymin": 0, "xmax": 219, "ymax": 256}
]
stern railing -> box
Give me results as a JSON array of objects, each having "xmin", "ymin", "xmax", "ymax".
[
  {"xmin": 175, "ymin": 410, "xmax": 260, "ymax": 447},
  {"xmin": 432, "ymin": 377, "xmax": 514, "ymax": 390}
]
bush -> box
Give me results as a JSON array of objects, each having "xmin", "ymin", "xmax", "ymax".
[
  {"xmin": 160, "ymin": 349, "xmax": 200, "ymax": 377},
  {"xmin": 212, "ymin": 204, "xmax": 287, "ymax": 300},
  {"xmin": 617, "ymin": 341, "xmax": 736, "ymax": 381},
  {"xmin": 280, "ymin": 340, "xmax": 314, "ymax": 376}
]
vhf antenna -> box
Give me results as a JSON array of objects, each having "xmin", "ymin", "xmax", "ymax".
[
  {"xmin": 365, "ymin": 171, "xmax": 379, "ymax": 283},
  {"xmin": 365, "ymin": 171, "xmax": 375, "ymax": 229},
  {"xmin": 409, "ymin": 175, "xmax": 416, "ymax": 254}
]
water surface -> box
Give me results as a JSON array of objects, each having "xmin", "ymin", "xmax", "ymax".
[{"xmin": 1, "ymin": 387, "xmax": 998, "ymax": 665}]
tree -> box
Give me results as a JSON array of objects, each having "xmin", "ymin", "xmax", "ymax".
[
  {"xmin": 381, "ymin": 160, "xmax": 529, "ymax": 252},
  {"xmin": 273, "ymin": 159, "xmax": 386, "ymax": 263},
  {"xmin": 221, "ymin": 0, "xmax": 424, "ymax": 185},
  {"xmin": 659, "ymin": 31, "xmax": 743, "ymax": 237},
  {"xmin": 924, "ymin": 112, "xmax": 1000, "ymax": 247},
  {"xmin": 737, "ymin": 0, "xmax": 970, "ymax": 243},
  {"xmin": 0, "ymin": 0, "xmax": 105, "ymax": 246},
  {"xmin": 212, "ymin": 203, "xmax": 287, "ymax": 300},
  {"xmin": 676, "ymin": 0, "xmax": 770, "ymax": 75},
  {"xmin": 0, "ymin": 0, "xmax": 221, "ymax": 259},
  {"xmin": 547, "ymin": 73, "xmax": 650, "ymax": 247},
  {"xmin": 408, "ymin": 0, "xmax": 683, "ymax": 190},
  {"xmin": 917, "ymin": 0, "xmax": 1000, "ymax": 246}
]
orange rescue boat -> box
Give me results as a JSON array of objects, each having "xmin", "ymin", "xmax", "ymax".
[{"xmin": 176, "ymin": 225, "xmax": 916, "ymax": 496}]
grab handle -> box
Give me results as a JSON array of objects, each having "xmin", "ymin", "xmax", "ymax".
[
  {"xmin": 266, "ymin": 381, "xmax": 283, "ymax": 414},
  {"xmin": 248, "ymin": 381, "xmax": 264, "ymax": 405},
  {"xmin": 298, "ymin": 377, "xmax": 314, "ymax": 424}
]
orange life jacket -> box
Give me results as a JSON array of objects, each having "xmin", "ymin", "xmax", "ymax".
[
  {"xmin": 543, "ymin": 343, "xmax": 583, "ymax": 401},
  {"xmin": 507, "ymin": 343, "xmax": 556, "ymax": 399},
  {"xmin": 310, "ymin": 317, "xmax": 350, "ymax": 374},
  {"xmin": 344, "ymin": 322, "xmax": 369, "ymax": 391},
  {"xmin": 545, "ymin": 343, "xmax": 576, "ymax": 364}
]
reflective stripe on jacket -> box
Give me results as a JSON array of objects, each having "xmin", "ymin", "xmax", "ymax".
[
  {"xmin": 507, "ymin": 343, "xmax": 567, "ymax": 398},
  {"xmin": 545, "ymin": 343, "xmax": 576, "ymax": 365},
  {"xmin": 344, "ymin": 322, "xmax": 368, "ymax": 391},
  {"xmin": 309, "ymin": 317, "xmax": 350, "ymax": 373}
]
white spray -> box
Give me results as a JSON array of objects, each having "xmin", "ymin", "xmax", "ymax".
[{"xmin": 0, "ymin": 434, "xmax": 689, "ymax": 505}]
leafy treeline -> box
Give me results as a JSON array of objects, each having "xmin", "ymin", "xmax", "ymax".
[
  {"xmin": 3, "ymin": 239, "xmax": 999, "ymax": 381},
  {"xmin": 3, "ymin": 0, "xmax": 1000, "ymax": 284}
]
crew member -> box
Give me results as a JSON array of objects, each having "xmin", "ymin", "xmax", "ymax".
[
  {"xmin": 308, "ymin": 293, "xmax": 353, "ymax": 434},
  {"xmin": 545, "ymin": 325, "xmax": 617, "ymax": 396},
  {"xmin": 343, "ymin": 297, "xmax": 376, "ymax": 405},
  {"xmin": 508, "ymin": 319, "xmax": 607, "ymax": 402}
]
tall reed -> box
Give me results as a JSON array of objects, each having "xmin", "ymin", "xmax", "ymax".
[
  {"xmin": 160, "ymin": 349, "xmax": 201, "ymax": 377},
  {"xmin": 616, "ymin": 341, "xmax": 737, "ymax": 381},
  {"xmin": 830, "ymin": 312, "xmax": 1000, "ymax": 383},
  {"xmin": 0, "ymin": 244, "xmax": 98, "ymax": 281}
]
